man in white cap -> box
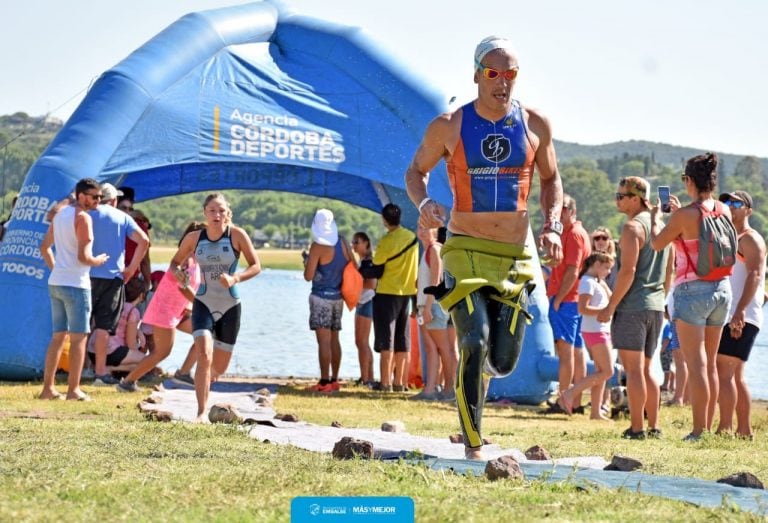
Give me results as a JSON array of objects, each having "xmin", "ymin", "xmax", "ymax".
[
  {"xmin": 303, "ymin": 209, "xmax": 354, "ymax": 392},
  {"xmin": 88, "ymin": 182, "xmax": 149, "ymax": 385},
  {"xmin": 405, "ymin": 35, "xmax": 563, "ymax": 459}
]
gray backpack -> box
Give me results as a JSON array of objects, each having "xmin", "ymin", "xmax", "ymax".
[{"xmin": 681, "ymin": 200, "xmax": 737, "ymax": 281}]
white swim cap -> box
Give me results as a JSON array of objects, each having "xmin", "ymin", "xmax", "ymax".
[{"xmin": 474, "ymin": 35, "xmax": 516, "ymax": 66}]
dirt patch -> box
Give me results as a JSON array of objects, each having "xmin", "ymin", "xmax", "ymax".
[{"xmin": 0, "ymin": 410, "xmax": 62, "ymax": 419}]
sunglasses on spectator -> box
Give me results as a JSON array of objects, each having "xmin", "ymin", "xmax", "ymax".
[
  {"xmin": 615, "ymin": 192, "xmax": 634, "ymax": 200},
  {"xmin": 725, "ymin": 200, "xmax": 747, "ymax": 209},
  {"xmin": 85, "ymin": 192, "xmax": 103, "ymax": 201},
  {"xmin": 593, "ymin": 235, "xmax": 609, "ymax": 241},
  {"xmin": 680, "ymin": 174, "xmax": 688, "ymax": 183},
  {"xmin": 475, "ymin": 60, "xmax": 519, "ymax": 81}
]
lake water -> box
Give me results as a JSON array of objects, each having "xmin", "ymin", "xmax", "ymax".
[{"xmin": 155, "ymin": 268, "xmax": 768, "ymax": 399}]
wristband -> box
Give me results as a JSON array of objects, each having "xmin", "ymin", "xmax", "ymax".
[{"xmin": 418, "ymin": 197, "xmax": 433, "ymax": 213}]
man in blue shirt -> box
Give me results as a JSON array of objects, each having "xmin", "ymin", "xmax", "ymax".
[{"xmin": 89, "ymin": 183, "xmax": 149, "ymax": 384}]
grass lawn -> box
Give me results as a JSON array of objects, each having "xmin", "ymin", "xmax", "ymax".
[{"xmin": 1, "ymin": 379, "xmax": 767, "ymax": 521}]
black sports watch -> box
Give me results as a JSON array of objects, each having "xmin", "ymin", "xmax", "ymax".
[{"xmin": 543, "ymin": 220, "xmax": 563, "ymax": 235}]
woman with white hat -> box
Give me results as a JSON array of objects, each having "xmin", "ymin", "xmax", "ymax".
[{"xmin": 303, "ymin": 209, "xmax": 353, "ymax": 392}]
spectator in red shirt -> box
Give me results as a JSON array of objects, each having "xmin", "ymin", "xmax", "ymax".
[
  {"xmin": 546, "ymin": 194, "xmax": 591, "ymax": 413},
  {"xmin": 118, "ymin": 188, "xmax": 152, "ymax": 290}
]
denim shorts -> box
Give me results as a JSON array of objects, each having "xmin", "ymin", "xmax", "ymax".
[
  {"xmin": 425, "ymin": 302, "xmax": 449, "ymax": 330},
  {"xmin": 49, "ymin": 285, "xmax": 92, "ymax": 334},
  {"xmin": 355, "ymin": 299, "xmax": 373, "ymax": 319},
  {"xmin": 672, "ymin": 279, "xmax": 731, "ymax": 327}
]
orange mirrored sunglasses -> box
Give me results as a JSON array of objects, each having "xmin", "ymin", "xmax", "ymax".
[{"xmin": 475, "ymin": 60, "xmax": 519, "ymax": 81}]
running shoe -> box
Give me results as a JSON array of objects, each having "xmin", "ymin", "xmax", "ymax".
[
  {"xmin": 373, "ymin": 383, "xmax": 393, "ymax": 392},
  {"xmin": 621, "ymin": 427, "xmax": 646, "ymax": 440},
  {"xmin": 93, "ymin": 374, "xmax": 119, "ymax": 386},
  {"xmin": 682, "ymin": 432, "xmax": 702, "ymax": 442},
  {"xmin": 329, "ymin": 381, "xmax": 341, "ymax": 391},
  {"xmin": 172, "ymin": 370, "xmax": 194, "ymax": 386},
  {"xmin": 647, "ymin": 428, "xmax": 663, "ymax": 439},
  {"xmin": 116, "ymin": 379, "xmax": 140, "ymax": 393},
  {"xmin": 306, "ymin": 382, "xmax": 334, "ymax": 393},
  {"xmin": 438, "ymin": 389, "xmax": 456, "ymax": 402},
  {"xmin": 410, "ymin": 390, "xmax": 440, "ymax": 401}
]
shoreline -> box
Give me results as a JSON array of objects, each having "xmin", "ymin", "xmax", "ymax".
[{"xmin": 150, "ymin": 245, "xmax": 304, "ymax": 271}]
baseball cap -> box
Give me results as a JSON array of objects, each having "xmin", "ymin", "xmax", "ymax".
[
  {"xmin": 100, "ymin": 183, "xmax": 123, "ymax": 202},
  {"xmin": 619, "ymin": 176, "xmax": 650, "ymax": 204},
  {"xmin": 719, "ymin": 190, "xmax": 752, "ymax": 208}
]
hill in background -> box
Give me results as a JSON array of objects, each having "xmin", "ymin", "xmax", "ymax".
[{"xmin": 555, "ymin": 139, "xmax": 768, "ymax": 176}]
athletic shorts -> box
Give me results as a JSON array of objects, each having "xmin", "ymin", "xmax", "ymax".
[
  {"xmin": 88, "ymin": 345, "xmax": 129, "ymax": 367},
  {"xmin": 49, "ymin": 285, "xmax": 91, "ymax": 334},
  {"xmin": 582, "ymin": 331, "xmax": 611, "ymax": 349},
  {"xmin": 611, "ymin": 309, "xmax": 663, "ymax": 358},
  {"xmin": 549, "ymin": 299, "xmax": 580, "ymax": 346},
  {"xmin": 191, "ymin": 300, "xmax": 241, "ymax": 351},
  {"xmin": 309, "ymin": 294, "xmax": 343, "ymax": 331},
  {"xmin": 673, "ymin": 279, "xmax": 731, "ymax": 327},
  {"xmin": 574, "ymin": 319, "xmax": 584, "ymax": 350},
  {"xmin": 373, "ymin": 293, "xmax": 412, "ymax": 353},
  {"xmin": 718, "ymin": 322, "xmax": 759, "ymax": 362},
  {"xmin": 355, "ymin": 299, "xmax": 373, "ymax": 319},
  {"xmin": 90, "ymin": 277, "xmax": 125, "ymax": 334}
]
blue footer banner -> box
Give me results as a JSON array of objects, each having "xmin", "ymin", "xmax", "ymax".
[{"xmin": 291, "ymin": 496, "xmax": 414, "ymax": 522}]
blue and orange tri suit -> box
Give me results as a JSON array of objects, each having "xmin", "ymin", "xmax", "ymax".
[{"xmin": 447, "ymin": 100, "xmax": 536, "ymax": 214}]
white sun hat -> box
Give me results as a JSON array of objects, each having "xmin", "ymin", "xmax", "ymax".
[{"xmin": 311, "ymin": 209, "xmax": 338, "ymax": 246}]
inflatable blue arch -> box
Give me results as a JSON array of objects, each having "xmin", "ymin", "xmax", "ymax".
[{"xmin": 0, "ymin": 0, "xmax": 560, "ymax": 403}]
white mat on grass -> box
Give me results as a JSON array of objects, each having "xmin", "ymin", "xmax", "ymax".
[
  {"xmin": 146, "ymin": 385, "xmax": 608, "ymax": 469},
  {"xmin": 142, "ymin": 388, "xmax": 276, "ymax": 422},
  {"xmin": 247, "ymin": 421, "xmax": 608, "ymax": 469}
]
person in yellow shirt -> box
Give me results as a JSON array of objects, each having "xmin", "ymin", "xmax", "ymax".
[{"xmin": 372, "ymin": 203, "xmax": 418, "ymax": 392}]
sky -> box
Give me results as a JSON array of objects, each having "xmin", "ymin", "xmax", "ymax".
[{"xmin": 1, "ymin": 0, "xmax": 767, "ymax": 158}]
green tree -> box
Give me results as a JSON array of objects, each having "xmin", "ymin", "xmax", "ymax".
[{"xmin": 730, "ymin": 156, "xmax": 764, "ymax": 190}]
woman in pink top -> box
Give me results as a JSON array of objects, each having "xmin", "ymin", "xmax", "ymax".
[
  {"xmin": 117, "ymin": 222, "xmax": 205, "ymax": 392},
  {"xmin": 650, "ymin": 152, "xmax": 734, "ymax": 441}
]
